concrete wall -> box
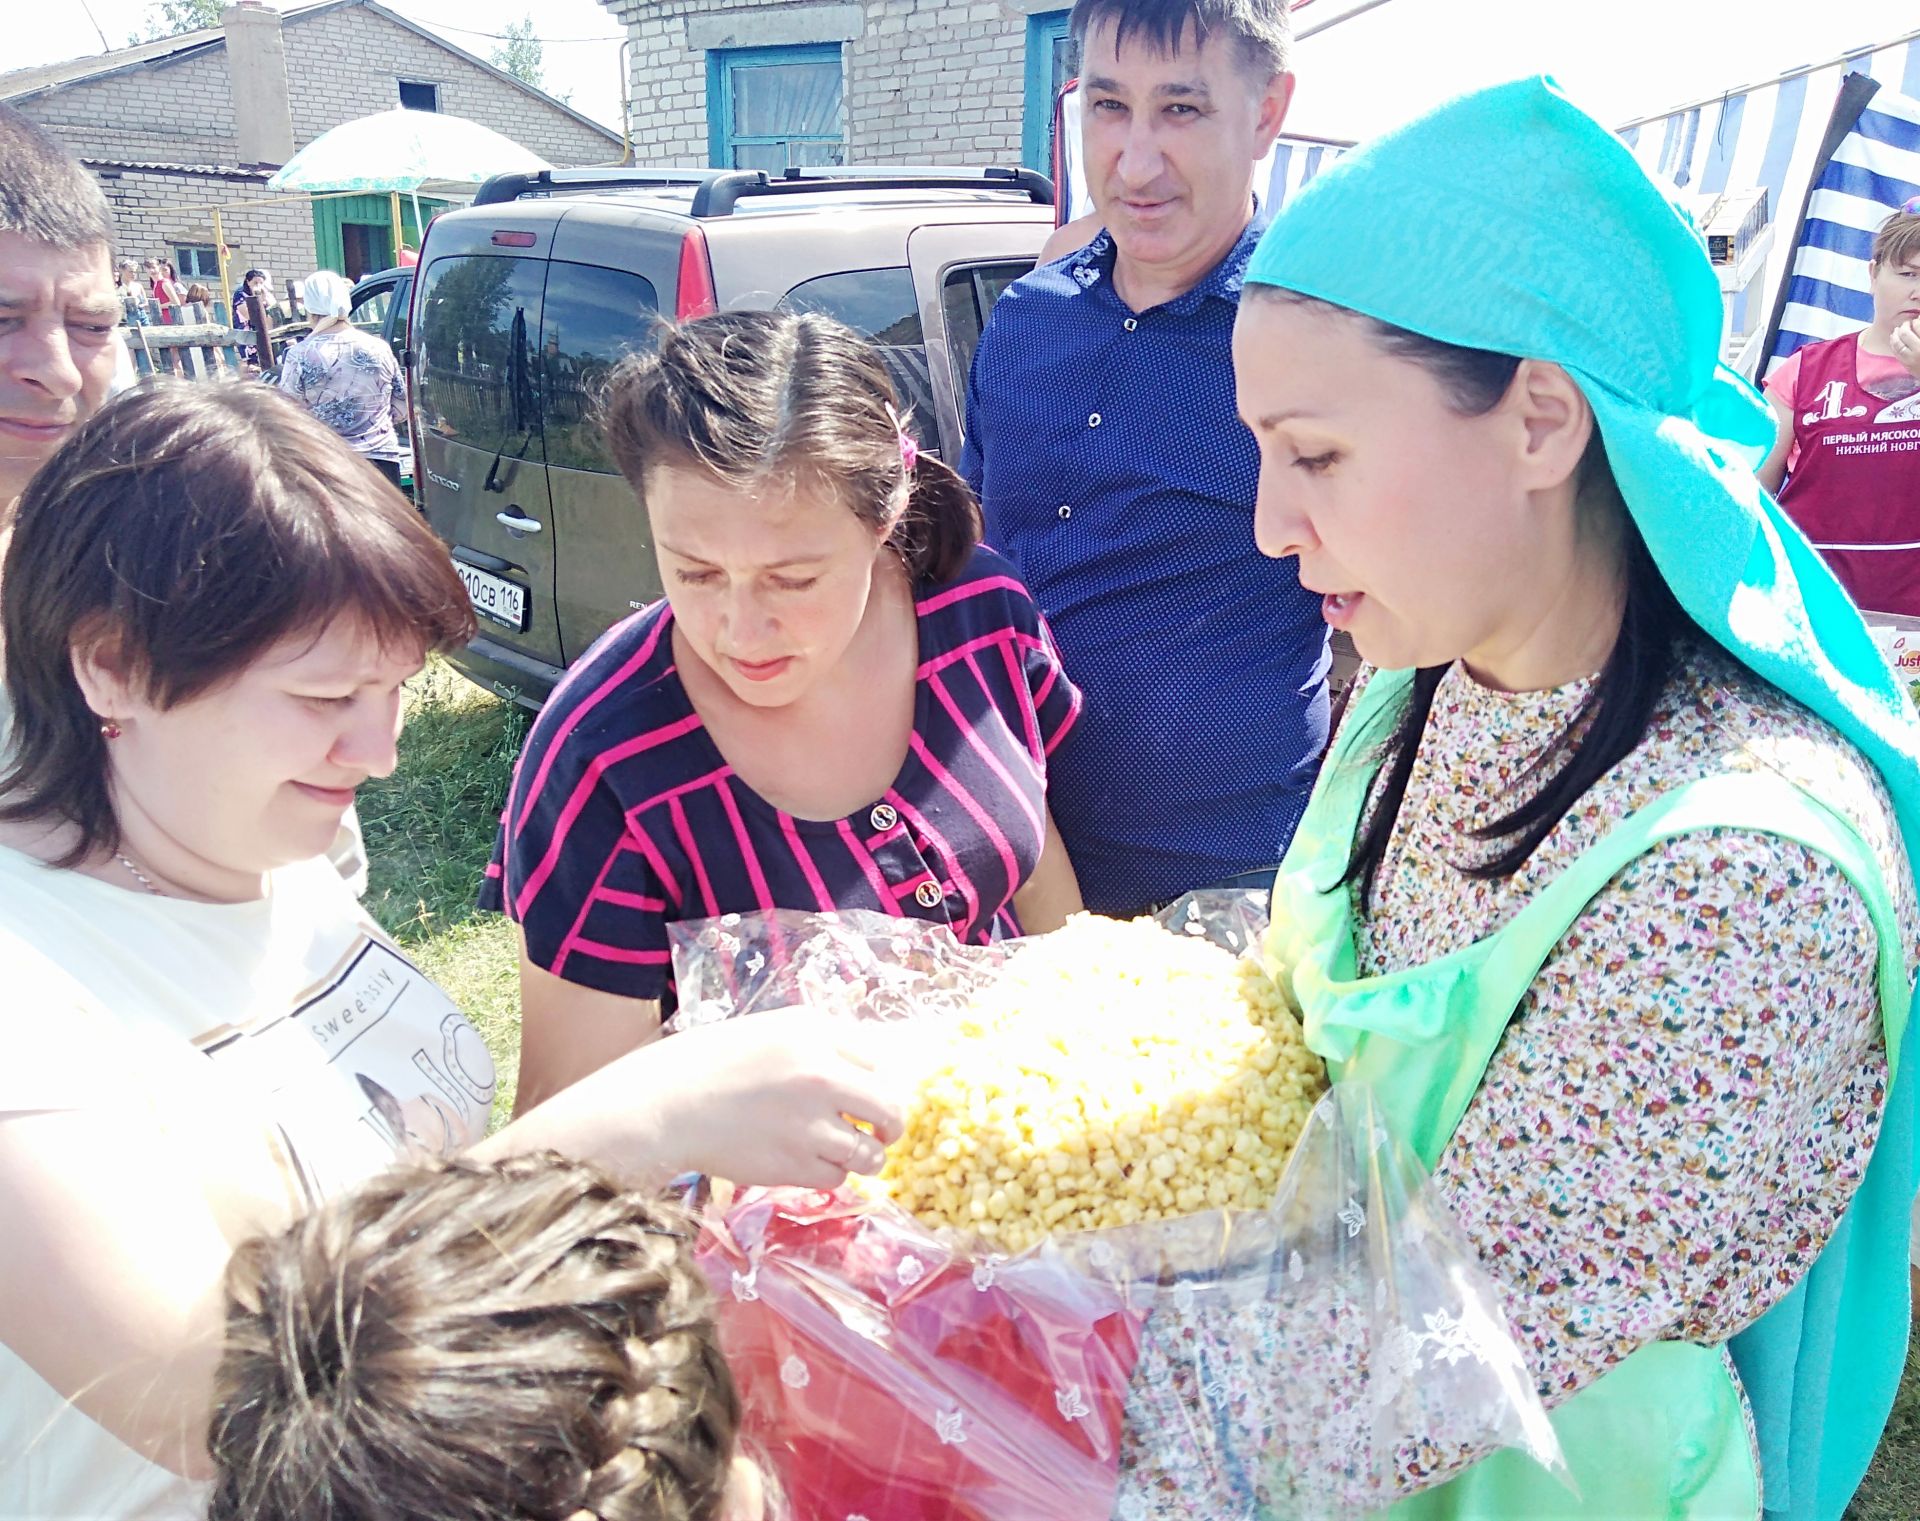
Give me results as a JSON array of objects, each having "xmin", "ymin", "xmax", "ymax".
[{"xmin": 605, "ymin": 0, "xmax": 1053, "ymax": 167}]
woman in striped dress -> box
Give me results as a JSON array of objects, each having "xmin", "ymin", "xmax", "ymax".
[{"xmin": 483, "ymin": 310, "xmax": 1085, "ymax": 1116}]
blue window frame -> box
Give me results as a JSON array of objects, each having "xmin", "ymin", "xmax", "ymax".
[
  {"xmin": 1023, "ymin": 11, "xmax": 1073, "ymax": 172},
  {"xmin": 707, "ymin": 43, "xmax": 845, "ymax": 171}
]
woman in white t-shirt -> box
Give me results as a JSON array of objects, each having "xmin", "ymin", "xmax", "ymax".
[{"xmin": 0, "ymin": 383, "xmax": 904, "ymax": 1517}]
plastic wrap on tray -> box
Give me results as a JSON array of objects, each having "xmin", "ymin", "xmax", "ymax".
[{"xmin": 670, "ymin": 897, "xmax": 1564, "ymax": 1521}]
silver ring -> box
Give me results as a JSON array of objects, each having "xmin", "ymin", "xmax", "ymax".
[{"xmin": 838, "ymin": 1127, "xmax": 869, "ymax": 1171}]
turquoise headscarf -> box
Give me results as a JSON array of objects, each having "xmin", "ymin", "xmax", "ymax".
[{"xmin": 1246, "ymin": 76, "xmax": 1919, "ymax": 1521}]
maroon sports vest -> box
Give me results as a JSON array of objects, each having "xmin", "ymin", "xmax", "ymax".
[{"xmin": 1777, "ymin": 332, "xmax": 1920, "ymax": 616}]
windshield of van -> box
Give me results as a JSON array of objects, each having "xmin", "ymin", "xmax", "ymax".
[{"xmin": 415, "ymin": 255, "xmax": 546, "ymax": 457}]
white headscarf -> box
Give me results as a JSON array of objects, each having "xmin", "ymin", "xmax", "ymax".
[{"xmin": 299, "ymin": 270, "xmax": 355, "ymax": 321}]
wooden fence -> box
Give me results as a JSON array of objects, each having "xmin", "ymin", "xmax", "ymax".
[{"xmin": 119, "ymin": 294, "xmax": 291, "ymax": 380}]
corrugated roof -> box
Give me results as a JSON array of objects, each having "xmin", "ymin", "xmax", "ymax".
[
  {"xmin": 83, "ymin": 158, "xmax": 272, "ymax": 178},
  {"xmin": 0, "ymin": 22, "xmax": 231, "ymax": 99}
]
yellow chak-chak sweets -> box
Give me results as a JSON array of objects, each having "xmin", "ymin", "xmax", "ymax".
[{"xmin": 868, "ymin": 914, "xmax": 1328, "ymax": 1253}]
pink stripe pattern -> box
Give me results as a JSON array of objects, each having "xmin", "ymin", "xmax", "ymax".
[{"xmin": 480, "ymin": 547, "xmax": 1081, "ymax": 1001}]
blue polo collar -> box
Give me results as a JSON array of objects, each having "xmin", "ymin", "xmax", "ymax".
[{"xmin": 1063, "ymin": 204, "xmax": 1270, "ymax": 316}]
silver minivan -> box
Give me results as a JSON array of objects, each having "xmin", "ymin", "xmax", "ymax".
[{"xmin": 411, "ymin": 165, "xmax": 1055, "ymax": 708}]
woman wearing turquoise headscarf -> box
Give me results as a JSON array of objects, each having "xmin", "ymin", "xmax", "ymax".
[{"xmin": 1204, "ymin": 77, "xmax": 1920, "ymax": 1521}]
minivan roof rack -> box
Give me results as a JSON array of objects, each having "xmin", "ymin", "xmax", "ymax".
[{"xmin": 471, "ymin": 165, "xmax": 1054, "ymax": 214}]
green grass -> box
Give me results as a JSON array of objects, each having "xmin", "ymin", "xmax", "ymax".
[
  {"xmin": 361, "ymin": 661, "xmax": 1920, "ymax": 1500},
  {"xmin": 1850, "ymin": 1308, "xmax": 1920, "ymax": 1519},
  {"xmin": 358, "ymin": 658, "xmax": 527, "ymax": 1127}
]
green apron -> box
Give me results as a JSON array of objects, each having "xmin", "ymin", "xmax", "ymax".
[{"xmin": 1267, "ymin": 669, "xmax": 1909, "ymax": 1519}]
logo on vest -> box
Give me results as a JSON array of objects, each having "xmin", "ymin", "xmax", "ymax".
[{"xmin": 1802, "ymin": 379, "xmax": 1870, "ymax": 425}]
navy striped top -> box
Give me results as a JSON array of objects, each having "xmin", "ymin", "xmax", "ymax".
[{"xmin": 480, "ymin": 547, "xmax": 1082, "ymax": 999}]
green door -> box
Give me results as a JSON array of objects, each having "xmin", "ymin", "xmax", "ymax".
[{"xmin": 311, "ymin": 194, "xmax": 451, "ymax": 281}]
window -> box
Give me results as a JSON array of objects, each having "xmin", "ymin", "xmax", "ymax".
[
  {"xmin": 780, "ymin": 266, "xmax": 935, "ymax": 451},
  {"xmin": 173, "ymin": 243, "xmax": 219, "ymax": 280},
  {"xmin": 348, "ymin": 285, "xmax": 392, "ymax": 340},
  {"xmin": 708, "ymin": 44, "xmax": 843, "ymax": 171},
  {"xmin": 398, "ymin": 79, "xmax": 440, "ymax": 112},
  {"xmin": 391, "ymin": 273, "xmax": 413, "ymax": 354},
  {"xmin": 1023, "ymin": 12, "xmax": 1073, "ymax": 172},
  {"xmin": 942, "ymin": 261, "xmax": 1033, "ymax": 434},
  {"xmin": 415, "ymin": 255, "xmax": 545, "ymax": 459},
  {"xmin": 538, "ymin": 263, "xmax": 660, "ymax": 474}
]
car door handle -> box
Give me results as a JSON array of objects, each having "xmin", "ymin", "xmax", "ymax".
[{"xmin": 495, "ymin": 509, "xmax": 543, "ymax": 534}]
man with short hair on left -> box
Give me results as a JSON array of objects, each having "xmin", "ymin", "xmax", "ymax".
[{"xmin": 0, "ymin": 105, "xmax": 120, "ymax": 523}]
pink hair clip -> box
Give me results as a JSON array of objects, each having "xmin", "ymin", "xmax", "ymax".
[{"xmin": 885, "ymin": 401, "xmax": 918, "ymax": 473}]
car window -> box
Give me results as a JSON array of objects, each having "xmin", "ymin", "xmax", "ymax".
[
  {"xmin": 349, "ymin": 285, "xmax": 390, "ymax": 339},
  {"xmin": 780, "ymin": 266, "xmax": 937, "ymax": 452},
  {"xmin": 415, "ymin": 255, "xmax": 546, "ymax": 458},
  {"xmin": 392, "ymin": 275, "xmax": 413, "ymax": 353},
  {"xmin": 941, "ymin": 261, "xmax": 1032, "ymax": 432},
  {"xmin": 539, "ymin": 262, "xmax": 660, "ymax": 474}
]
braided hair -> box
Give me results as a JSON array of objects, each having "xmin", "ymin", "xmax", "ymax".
[{"xmin": 207, "ymin": 1151, "xmax": 741, "ymax": 1521}]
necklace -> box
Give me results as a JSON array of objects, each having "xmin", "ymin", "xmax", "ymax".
[{"xmin": 113, "ymin": 850, "xmax": 164, "ymax": 896}]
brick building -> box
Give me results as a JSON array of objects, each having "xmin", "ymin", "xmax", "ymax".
[
  {"xmin": 1, "ymin": 0, "xmax": 622, "ymax": 288},
  {"xmin": 605, "ymin": 0, "xmax": 1074, "ymax": 175}
]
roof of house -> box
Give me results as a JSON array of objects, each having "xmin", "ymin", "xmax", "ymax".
[
  {"xmin": 82, "ymin": 158, "xmax": 274, "ymax": 178},
  {"xmin": 0, "ymin": 0, "xmax": 621, "ymax": 146}
]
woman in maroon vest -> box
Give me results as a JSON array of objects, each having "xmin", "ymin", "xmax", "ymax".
[{"xmin": 1760, "ymin": 204, "xmax": 1920, "ymax": 615}]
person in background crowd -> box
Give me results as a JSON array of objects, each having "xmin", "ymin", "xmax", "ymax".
[
  {"xmin": 276, "ymin": 269, "xmax": 409, "ymax": 489},
  {"xmin": 183, "ymin": 281, "xmax": 214, "ymax": 309},
  {"xmin": 1758, "ymin": 201, "xmax": 1920, "ymax": 615},
  {"xmin": 147, "ymin": 255, "xmax": 184, "ymax": 321},
  {"xmin": 486, "ymin": 308, "xmax": 1083, "ymax": 1113},
  {"xmin": 207, "ymin": 1151, "xmax": 766, "ymax": 1521},
  {"xmin": 0, "ymin": 382, "xmax": 902, "ymax": 1517},
  {"xmin": 962, "ymin": 0, "xmax": 1327, "ymax": 917},
  {"xmin": 112, "ymin": 258, "xmax": 149, "ymax": 328},
  {"xmin": 118, "ymin": 257, "xmax": 177, "ymax": 377},
  {"xmin": 231, "ymin": 267, "xmax": 271, "ymax": 365}
]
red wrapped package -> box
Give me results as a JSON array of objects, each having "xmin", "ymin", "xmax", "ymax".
[{"xmin": 699, "ymin": 1186, "xmax": 1146, "ymax": 1521}]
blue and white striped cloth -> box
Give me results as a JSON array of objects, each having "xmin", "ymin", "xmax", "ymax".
[
  {"xmin": 1764, "ymin": 82, "xmax": 1920, "ymax": 374},
  {"xmin": 1619, "ymin": 33, "xmax": 1920, "ymax": 375}
]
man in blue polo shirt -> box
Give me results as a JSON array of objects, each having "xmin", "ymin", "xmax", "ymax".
[{"xmin": 962, "ymin": 0, "xmax": 1326, "ymax": 915}]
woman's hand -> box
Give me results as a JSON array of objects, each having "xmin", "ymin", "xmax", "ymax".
[
  {"xmin": 1891, "ymin": 317, "xmax": 1920, "ymax": 380},
  {"xmin": 480, "ymin": 1008, "xmax": 908, "ymax": 1191}
]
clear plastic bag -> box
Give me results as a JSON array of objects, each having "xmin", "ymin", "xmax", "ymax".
[{"xmin": 672, "ymin": 897, "xmax": 1564, "ymax": 1521}]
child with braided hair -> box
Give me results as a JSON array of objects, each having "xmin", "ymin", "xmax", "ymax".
[{"xmin": 207, "ymin": 1152, "xmax": 768, "ymax": 1521}]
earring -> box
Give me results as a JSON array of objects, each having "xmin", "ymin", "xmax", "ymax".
[{"xmin": 99, "ymin": 719, "xmax": 122, "ymax": 740}]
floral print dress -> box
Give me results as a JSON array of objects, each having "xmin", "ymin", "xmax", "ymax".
[
  {"xmin": 276, "ymin": 326, "xmax": 406, "ymax": 463},
  {"xmin": 1112, "ymin": 639, "xmax": 1918, "ymax": 1515}
]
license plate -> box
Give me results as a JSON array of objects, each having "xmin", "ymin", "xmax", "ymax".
[{"xmin": 454, "ymin": 560, "xmax": 528, "ymax": 632}]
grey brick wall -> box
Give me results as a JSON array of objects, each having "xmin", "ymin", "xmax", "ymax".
[
  {"xmin": 19, "ymin": 47, "xmax": 243, "ymax": 168},
  {"xmin": 90, "ymin": 164, "xmax": 313, "ymax": 288},
  {"xmin": 604, "ymin": 0, "xmax": 1045, "ymax": 168},
  {"xmin": 283, "ymin": 7, "xmax": 622, "ymax": 169}
]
